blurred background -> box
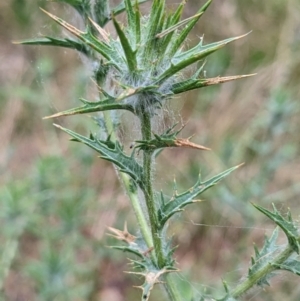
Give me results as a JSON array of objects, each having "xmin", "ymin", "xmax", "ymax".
[{"xmin": 1, "ymin": 0, "xmax": 300, "ymax": 300}]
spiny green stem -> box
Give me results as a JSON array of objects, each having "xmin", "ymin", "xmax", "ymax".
[
  {"xmin": 102, "ymin": 110, "xmax": 153, "ymax": 248},
  {"xmin": 231, "ymin": 245, "xmax": 294, "ymax": 298},
  {"xmin": 139, "ymin": 110, "xmax": 182, "ymax": 301},
  {"xmin": 103, "ymin": 107, "xmax": 181, "ymax": 300},
  {"xmin": 140, "ymin": 109, "xmax": 165, "ymax": 268}
]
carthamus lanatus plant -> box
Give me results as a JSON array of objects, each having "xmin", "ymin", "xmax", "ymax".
[{"xmin": 17, "ymin": 0, "xmax": 300, "ymax": 300}]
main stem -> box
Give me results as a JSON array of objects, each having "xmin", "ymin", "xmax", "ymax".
[
  {"xmin": 140, "ymin": 109, "xmax": 165, "ymax": 268},
  {"xmin": 139, "ymin": 109, "xmax": 183, "ymax": 301},
  {"xmin": 102, "ymin": 111, "xmax": 153, "ymax": 248}
]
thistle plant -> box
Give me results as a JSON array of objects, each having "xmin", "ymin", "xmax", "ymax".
[{"xmin": 16, "ymin": 0, "xmax": 300, "ymax": 300}]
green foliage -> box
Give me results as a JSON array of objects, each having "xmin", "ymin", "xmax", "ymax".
[
  {"xmin": 12, "ymin": 0, "xmax": 300, "ymax": 300},
  {"xmin": 253, "ymin": 204, "xmax": 300, "ymax": 253},
  {"xmin": 158, "ymin": 164, "xmax": 242, "ymax": 229},
  {"xmin": 248, "ymin": 228, "xmax": 279, "ymax": 286},
  {"xmin": 17, "ymin": 0, "xmax": 251, "ymax": 118},
  {"xmin": 0, "ymin": 155, "xmax": 101, "ymax": 300},
  {"xmin": 55, "ymin": 124, "xmax": 145, "ymax": 189},
  {"xmin": 15, "ymin": 36, "xmax": 92, "ymax": 56}
]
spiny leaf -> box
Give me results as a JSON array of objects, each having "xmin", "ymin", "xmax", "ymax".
[
  {"xmin": 40, "ymin": 9, "xmax": 115, "ymax": 61},
  {"xmin": 154, "ymin": 15, "xmax": 174, "ymax": 59},
  {"xmin": 125, "ymin": 0, "xmax": 136, "ymax": 37},
  {"xmin": 43, "ymin": 97, "xmax": 134, "ymax": 119},
  {"xmin": 248, "ymin": 228, "xmax": 279, "ymax": 286},
  {"xmin": 158, "ymin": 164, "xmax": 243, "ymax": 229},
  {"xmin": 54, "ymin": 124, "xmax": 145, "ymax": 188},
  {"xmin": 112, "ymin": 16, "xmax": 137, "ymax": 72},
  {"xmin": 171, "ymin": 74, "xmax": 256, "ymax": 94},
  {"xmin": 148, "ymin": 0, "xmax": 165, "ymax": 35},
  {"xmin": 252, "ymin": 203, "xmax": 300, "ymax": 254},
  {"xmin": 142, "ymin": 0, "xmax": 165, "ymax": 61},
  {"xmin": 13, "ymin": 36, "xmax": 91, "ymax": 56},
  {"xmin": 157, "ymin": 33, "xmax": 249, "ymax": 84},
  {"xmin": 44, "ymin": 84, "xmax": 159, "ymax": 118},
  {"xmin": 135, "ymin": 124, "xmax": 210, "ymax": 151},
  {"xmin": 169, "ymin": 0, "xmax": 186, "ymax": 26},
  {"xmin": 156, "ymin": 12, "xmax": 204, "ymax": 39},
  {"xmin": 272, "ymin": 259, "xmax": 300, "ymax": 276},
  {"xmin": 134, "ymin": 0, "xmax": 141, "ymax": 45},
  {"xmin": 173, "ymin": 33, "xmax": 250, "ymax": 63},
  {"xmin": 168, "ymin": 0, "xmax": 213, "ymax": 57},
  {"xmin": 153, "ymin": 1, "xmax": 186, "ymax": 60}
]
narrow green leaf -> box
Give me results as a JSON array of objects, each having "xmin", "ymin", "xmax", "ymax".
[
  {"xmin": 168, "ymin": 0, "xmax": 213, "ymax": 57},
  {"xmin": 142, "ymin": 0, "xmax": 165, "ymax": 61},
  {"xmin": 44, "ymin": 83, "xmax": 161, "ymax": 119},
  {"xmin": 158, "ymin": 164, "xmax": 243, "ymax": 228},
  {"xmin": 156, "ymin": 12, "xmax": 204, "ymax": 39},
  {"xmin": 135, "ymin": 0, "xmax": 141, "ymax": 45},
  {"xmin": 155, "ymin": 5, "xmax": 198, "ymax": 59},
  {"xmin": 14, "ymin": 36, "xmax": 91, "ymax": 56},
  {"xmin": 112, "ymin": 16, "xmax": 137, "ymax": 72},
  {"xmin": 125, "ymin": 0, "xmax": 136, "ymax": 36},
  {"xmin": 170, "ymin": 0, "xmax": 186, "ymax": 26},
  {"xmin": 54, "ymin": 125, "xmax": 145, "ymax": 188},
  {"xmin": 155, "ymin": 14, "xmax": 173, "ymax": 57},
  {"xmin": 173, "ymin": 32, "xmax": 250, "ymax": 64},
  {"xmin": 171, "ymin": 74, "xmax": 256, "ymax": 95},
  {"xmin": 148, "ymin": 0, "xmax": 164, "ymax": 30},
  {"xmin": 272, "ymin": 259, "xmax": 300, "ymax": 276},
  {"xmin": 156, "ymin": 33, "xmax": 249, "ymax": 84},
  {"xmin": 252, "ymin": 204, "xmax": 300, "ymax": 254},
  {"xmin": 43, "ymin": 98, "xmax": 134, "ymax": 119}
]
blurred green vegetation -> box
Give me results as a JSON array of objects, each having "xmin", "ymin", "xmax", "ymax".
[{"xmin": 1, "ymin": 0, "xmax": 300, "ymax": 300}]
